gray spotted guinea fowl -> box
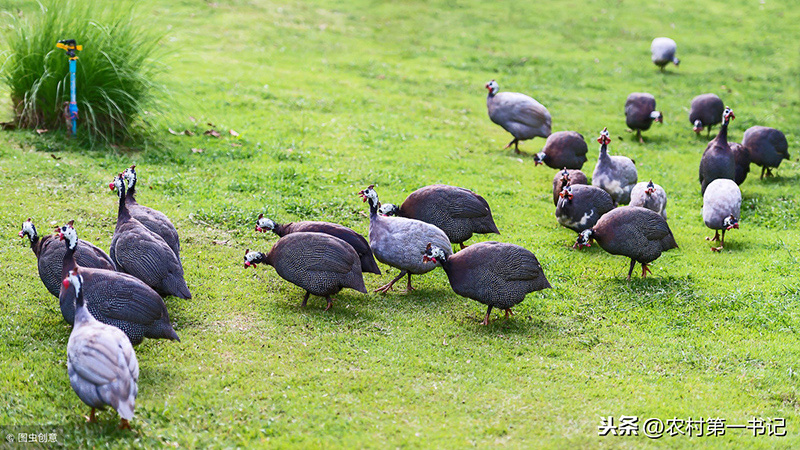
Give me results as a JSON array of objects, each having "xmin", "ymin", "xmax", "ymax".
[
  {"xmin": 58, "ymin": 221, "xmax": 179, "ymax": 345},
  {"xmin": 64, "ymin": 268, "xmax": 138, "ymax": 429},
  {"xmin": 534, "ymin": 131, "xmax": 588, "ymax": 169},
  {"xmin": 625, "ymin": 93, "xmax": 662, "ymax": 144},
  {"xmin": 255, "ymin": 214, "xmax": 380, "ymax": 274},
  {"xmin": 592, "ymin": 128, "xmax": 638, "ymax": 205},
  {"xmin": 575, "ymin": 206, "xmax": 678, "ymax": 280},
  {"xmin": 730, "ymin": 142, "xmax": 750, "ymax": 185},
  {"xmin": 555, "ymin": 185, "xmax": 614, "ymax": 237},
  {"xmin": 702, "ymin": 179, "xmax": 741, "ymax": 252},
  {"xmin": 689, "ymin": 94, "xmax": 725, "ymax": 137},
  {"xmin": 651, "ymin": 37, "xmax": 679, "ymax": 72},
  {"xmin": 112, "ymin": 165, "xmax": 181, "ymax": 258},
  {"xmin": 359, "ymin": 185, "xmax": 451, "ymax": 293},
  {"xmin": 629, "ymin": 181, "xmax": 668, "ymax": 219},
  {"xmin": 485, "ymin": 80, "xmax": 551, "ymax": 154},
  {"xmin": 20, "ymin": 218, "xmax": 115, "ymax": 298},
  {"xmin": 423, "ymin": 242, "xmax": 551, "ymax": 325},
  {"xmin": 699, "ymin": 107, "xmax": 736, "ymax": 195},
  {"xmin": 552, "ymin": 168, "xmax": 588, "ymax": 205},
  {"xmin": 110, "ymin": 174, "xmax": 191, "ymax": 299},
  {"xmin": 376, "ymin": 184, "xmax": 499, "ymax": 250},
  {"xmin": 243, "ymin": 232, "xmax": 367, "ymax": 311},
  {"xmin": 742, "ymin": 126, "xmax": 790, "ymax": 179}
]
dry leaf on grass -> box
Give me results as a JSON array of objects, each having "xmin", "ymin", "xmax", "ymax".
[{"xmin": 191, "ymin": 148, "xmax": 204, "ymax": 153}]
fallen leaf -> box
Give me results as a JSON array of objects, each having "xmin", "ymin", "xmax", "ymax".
[
  {"xmin": 191, "ymin": 148, "xmax": 204, "ymax": 153},
  {"xmin": 212, "ymin": 239, "xmax": 229, "ymax": 246},
  {"xmin": 168, "ymin": 128, "xmax": 181, "ymax": 135},
  {"xmin": 230, "ymin": 143, "xmax": 242, "ymax": 147},
  {"xmin": 50, "ymin": 154, "xmax": 61, "ymax": 160},
  {"xmin": 207, "ymin": 122, "xmax": 215, "ymax": 127},
  {"xmin": 183, "ymin": 129, "xmax": 195, "ymax": 136},
  {"xmin": 36, "ymin": 129, "xmax": 49, "ymax": 135},
  {"xmin": 229, "ymin": 129, "xmax": 239, "ymax": 137},
  {"xmin": 204, "ymin": 129, "xmax": 221, "ymax": 138}
]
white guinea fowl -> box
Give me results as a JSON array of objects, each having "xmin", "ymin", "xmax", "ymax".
[
  {"xmin": 65, "ymin": 268, "xmax": 139, "ymax": 429},
  {"xmin": 592, "ymin": 128, "xmax": 638, "ymax": 206},
  {"xmin": 702, "ymin": 179, "xmax": 741, "ymax": 252},
  {"xmin": 485, "ymin": 79, "xmax": 551, "ymax": 154},
  {"xmin": 630, "ymin": 181, "xmax": 668, "ymax": 219},
  {"xmin": 651, "ymin": 37, "xmax": 679, "ymax": 71}
]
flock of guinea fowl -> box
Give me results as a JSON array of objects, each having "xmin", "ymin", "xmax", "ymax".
[{"xmin": 18, "ymin": 37, "xmax": 791, "ymax": 428}]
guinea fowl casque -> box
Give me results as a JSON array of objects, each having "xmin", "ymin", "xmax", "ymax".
[
  {"xmin": 110, "ymin": 174, "xmax": 192, "ymax": 299},
  {"xmin": 20, "ymin": 218, "xmax": 116, "ymax": 298},
  {"xmin": 64, "ymin": 268, "xmax": 139, "ymax": 429},
  {"xmin": 485, "ymin": 79, "xmax": 551, "ymax": 154},
  {"xmin": 359, "ymin": 185, "xmax": 451, "ymax": 293},
  {"xmin": 689, "ymin": 93, "xmax": 725, "ymax": 137},
  {"xmin": 114, "ymin": 165, "xmax": 181, "ymax": 258},
  {"xmin": 699, "ymin": 107, "xmax": 736, "ymax": 195},
  {"xmin": 625, "ymin": 93, "xmax": 662, "ymax": 144},
  {"xmin": 555, "ymin": 184, "xmax": 614, "ymax": 239},
  {"xmin": 376, "ymin": 184, "xmax": 499, "ymax": 250},
  {"xmin": 255, "ymin": 214, "xmax": 381, "ymax": 274},
  {"xmin": 729, "ymin": 142, "xmax": 750, "ymax": 185},
  {"xmin": 629, "ymin": 181, "xmax": 668, "ymax": 219},
  {"xmin": 592, "ymin": 128, "xmax": 638, "ymax": 206},
  {"xmin": 575, "ymin": 206, "xmax": 678, "ymax": 280},
  {"xmin": 742, "ymin": 126, "xmax": 790, "ymax": 179},
  {"xmin": 58, "ymin": 221, "xmax": 179, "ymax": 345},
  {"xmin": 534, "ymin": 131, "xmax": 588, "ymax": 169},
  {"xmin": 552, "ymin": 168, "xmax": 588, "ymax": 205},
  {"xmin": 651, "ymin": 37, "xmax": 680, "ymax": 72},
  {"xmin": 423, "ymin": 242, "xmax": 550, "ymax": 325},
  {"xmin": 244, "ymin": 232, "xmax": 367, "ymax": 311},
  {"xmin": 702, "ymin": 179, "xmax": 741, "ymax": 252}
]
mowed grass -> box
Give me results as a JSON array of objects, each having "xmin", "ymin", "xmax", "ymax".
[{"xmin": 0, "ymin": 0, "xmax": 799, "ymax": 448}]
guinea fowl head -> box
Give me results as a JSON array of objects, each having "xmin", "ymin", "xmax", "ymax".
[
  {"xmin": 559, "ymin": 168, "xmax": 571, "ymax": 184},
  {"xmin": 19, "ymin": 218, "xmax": 36, "ymax": 239},
  {"xmin": 533, "ymin": 152, "xmax": 547, "ymax": 166},
  {"xmin": 693, "ymin": 119, "xmax": 704, "ymax": 134},
  {"xmin": 723, "ymin": 107, "xmax": 735, "ymax": 124},
  {"xmin": 358, "ymin": 185, "xmax": 379, "ymax": 206},
  {"xmin": 109, "ymin": 173, "xmax": 125, "ymax": 196},
  {"xmin": 58, "ymin": 220, "xmax": 78, "ymax": 250},
  {"xmin": 559, "ymin": 185, "xmax": 574, "ymax": 201},
  {"xmin": 422, "ymin": 243, "xmax": 448, "ymax": 264},
  {"xmin": 575, "ymin": 229, "xmax": 594, "ymax": 249},
  {"xmin": 672, "ymin": 56, "xmax": 680, "ymax": 66},
  {"xmin": 485, "ymin": 80, "xmax": 499, "ymax": 96},
  {"xmin": 645, "ymin": 180, "xmax": 655, "ymax": 195},
  {"xmin": 255, "ymin": 214, "xmax": 276, "ymax": 232},
  {"xmin": 62, "ymin": 268, "xmax": 83, "ymax": 305},
  {"xmin": 650, "ymin": 111, "xmax": 663, "ymax": 123},
  {"xmin": 597, "ymin": 128, "xmax": 611, "ymax": 145},
  {"xmin": 723, "ymin": 215, "xmax": 739, "ymax": 230},
  {"xmin": 243, "ymin": 249, "xmax": 267, "ymax": 268},
  {"xmin": 378, "ymin": 203, "xmax": 399, "ymax": 217},
  {"xmin": 122, "ymin": 164, "xmax": 137, "ymax": 189}
]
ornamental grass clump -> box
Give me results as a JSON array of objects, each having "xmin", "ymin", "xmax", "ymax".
[{"xmin": 0, "ymin": 0, "xmax": 165, "ymax": 144}]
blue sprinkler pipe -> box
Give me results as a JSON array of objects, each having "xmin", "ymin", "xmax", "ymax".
[{"xmin": 56, "ymin": 40, "xmax": 82, "ymax": 136}]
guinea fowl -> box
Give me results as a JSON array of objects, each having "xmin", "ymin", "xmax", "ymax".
[
  {"xmin": 112, "ymin": 165, "xmax": 181, "ymax": 258},
  {"xmin": 58, "ymin": 221, "xmax": 179, "ymax": 345},
  {"xmin": 651, "ymin": 37, "xmax": 680, "ymax": 72},
  {"xmin": 699, "ymin": 107, "xmax": 736, "ymax": 195},
  {"xmin": 552, "ymin": 168, "xmax": 588, "ymax": 205},
  {"xmin": 625, "ymin": 93, "xmax": 662, "ymax": 144},
  {"xmin": 423, "ymin": 242, "xmax": 550, "ymax": 325},
  {"xmin": 243, "ymin": 232, "xmax": 367, "ymax": 311},
  {"xmin": 485, "ymin": 79, "xmax": 551, "ymax": 154},
  {"xmin": 575, "ymin": 206, "xmax": 678, "ymax": 280},
  {"xmin": 742, "ymin": 126, "xmax": 790, "ymax": 179},
  {"xmin": 359, "ymin": 185, "xmax": 451, "ymax": 293},
  {"xmin": 555, "ymin": 185, "xmax": 614, "ymax": 238},
  {"xmin": 689, "ymin": 93, "xmax": 725, "ymax": 137},
  {"xmin": 20, "ymin": 218, "xmax": 115, "ymax": 298},
  {"xmin": 110, "ymin": 174, "xmax": 191, "ymax": 299},
  {"xmin": 730, "ymin": 142, "xmax": 751, "ymax": 185},
  {"xmin": 255, "ymin": 214, "xmax": 380, "ymax": 274},
  {"xmin": 629, "ymin": 181, "xmax": 668, "ymax": 219},
  {"xmin": 534, "ymin": 131, "xmax": 588, "ymax": 169},
  {"xmin": 702, "ymin": 179, "xmax": 741, "ymax": 252},
  {"xmin": 376, "ymin": 184, "xmax": 499, "ymax": 249},
  {"xmin": 592, "ymin": 128, "xmax": 638, "ymax": 206},
  {"xmin": 64, "ymin": 268, "xmax": 138, "ymax": 429}
]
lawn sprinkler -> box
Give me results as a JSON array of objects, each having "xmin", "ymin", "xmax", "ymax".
[{"xmin": 56, "ymin": 39, "xmax": 83, "ymax": 136}]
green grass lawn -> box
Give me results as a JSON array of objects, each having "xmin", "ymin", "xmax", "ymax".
[{"xmin": 1, "ymin": 0, "xmax": 799, "ymax": 448}]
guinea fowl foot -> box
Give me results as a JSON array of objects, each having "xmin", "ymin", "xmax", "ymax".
[
  {"xmin": 481, "ymin": 306, "xmax": 493, "ymax": 325},
  {"xmin": 504, "ymin": 309, "xmax": 514, "ymax": 319},
  {"xmin": 324, "ymin": 297, "xmax": 335, "ymax": 311},
  {"xmin": 459, "ymin": 242, "xmax": 468, "ymax": 250},
  {"xmin": 705, "ymin": 231, "xmax": 720, "ymax": 242},
  {"xmin": 711, "ymin": 246, "xmax": 724, "ymax": 252},
  {"xmin": 401, "ymin": 274, "xmax": 415, "ymax": 293},
  {"xmin": 641, "ymin": 264, "xmax": 652, "ymax": 278},
  {"xmin": 119, "ymin": 419, "xmax": 131, "ymax": 430},
  {"xmin": 85, "ymin": 408, "xmax": 97, "ymax": 423},
  {"xmin": 301, "ymin": 292, "xmax": 310, "ymax": 308},
  {"xmin": 375, "ymin": 271, "xmax": 407, "ymax": 294}
]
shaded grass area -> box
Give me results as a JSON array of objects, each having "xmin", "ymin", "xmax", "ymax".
[{"xmin": 1, "ymin": 0, "xmax": 799, "ymax": 448}]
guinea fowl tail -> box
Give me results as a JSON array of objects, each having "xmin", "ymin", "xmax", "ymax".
[
  {"xmin": 360, "ymin": 254, "xmax": 382, "ymax": 275},
  {"xmin": 166, "ymin": 276, "xmax": 192, "ymax": 299},
  {"xmin": 350, "ymin": 272, "xmax": 368, "ymax": 294}
]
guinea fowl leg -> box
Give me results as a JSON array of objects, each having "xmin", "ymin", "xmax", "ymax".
[
  {"xmin": 627, "ymin": 259, "xmax": 636, "ymax": 281},
  {"xmin": 301, "ymin": 291, "xmax": 310, "ymax": 308},
  {"xmin": 712, "ymin": 230, "xmax": 726, "ymax": 252},
  {"xmin": 767, "ymin": 168, "xmax": 774, "ymax": 178},
  {"xmin": 503, "ymin": 138, "xmax": 520, "ymax": 154},
  {"xmin": 86, "ymin": 408, "xmax": 97, "ymax": 423},
  {"xmin": 402, "ymin": 273, "xmax": 415, "ymax": 293},
  {"xmin": 459, "ymin": 242, "xmax": 467, "ymax": 250},
  {"xmin": 641, "ymin": 264, "xmax": 652, "ymax": 278},
  {"xmin": 706, "ymin": 230, "xmax": 720, "ymax": 242},
  {"xmin": 119, "ymin": 419, "xmax": 131, "ymax": 430},
  {"xmin": 324, "ymin": 296, "xmax": 335, "ymax": 311},
  {"xmin": 761, "ymin": 166, "xmax": 766, "ymax": 180},
  {"xmin": 375, "ymin": 270, "xmax": 407, "ymax": 293},
  {"xmin": 504, "ymin": 309, "xmax": 514, "ymax": 319},
  {"xmin": 481, "ymin": 306, "xmax": 493, "ymax": 325},
  {"xmin": 637, "ymin": 130, "xmax": 644, "ymax": 144}
]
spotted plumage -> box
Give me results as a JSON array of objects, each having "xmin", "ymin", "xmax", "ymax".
[
  {"xmin": 742, "ymin": 126, "xmax": 790, "ymax": 179},
  {"xmin": 702, "ymin": 179, "xmax": 741, "ymax": 252},
  {"xmin": 552, "ymin": 168, "xmax": 588, "ymax": 205},
  {"xmin": 592, "ymin": 128, "xmax": 637, "ymax": 205},
  {"xmin": 699, "ymin": 107, "xmax": 736, "ymax": 195},
  {"xmin": 651, "ymin": 37, "xmax": 679, "ymax": 71},
  {"xmin": 485, "ymin": 80, "xmax": 551, "ymax": 153},
  {"xmin": 535, "ymin": 131, "xmax": 588, "ymax": 169},
  {"xmin": 729, "ymin": 142, "xmax": 750, "ymax": 185},
  {"xmin": 689, "ymin": 94, "xmax": 724, "ymax": 136},
  {"xmin": 629, "ymin": 181, "xmax": 667, "ymax": 219},
  {"xmin": 625, "ymin": 93, "xmax": 662, "ymax": 144},
  {"xmin": 555, "ymin": 185, "xmax": 614, "ymax": 233}
]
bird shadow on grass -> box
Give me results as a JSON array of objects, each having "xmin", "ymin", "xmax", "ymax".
[
  {"xmin": 755, "ymin": 172, "xmax": 800, "ymax": 186},
  {"xmin": 269, "ymin": 292, "xmax": 380, "ymax": 322}
]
